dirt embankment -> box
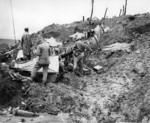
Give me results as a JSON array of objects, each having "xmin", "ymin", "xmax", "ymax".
[{"xmin": 1, "ymin": 13, "xmax": 150, "ymax": 123}]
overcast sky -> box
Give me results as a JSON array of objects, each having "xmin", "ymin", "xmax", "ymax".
[{"xmin": 0, "ymin": 0, "xmax": 150, "ymax": 40}]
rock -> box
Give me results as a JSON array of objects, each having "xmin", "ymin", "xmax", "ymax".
[
  {"xmin": 90, "ymin": 117, "xmax": 98, "ymax": 123},
  {"xmin": 0, "ymin": 110, "xmax": 7, "ymax": 115},
  {"xmin": 93, "ymin": 65, "xmax": 104, "ymax": 74},
  {"xmin": 10, "ymin": 60, "xmax": 15, "ymax": 68},
  {"xmin": 20, "ymin": 101, "xmax": 27, "ymax": 110},
  {"xmin": 134, "ymin": 62, "xmax": 146, "ymax": 76},
  {"xmin": 47, "ymin": 106, "xmax": 60, "ymax": 115},
  {"xmin": 20, "ymin": 118, "xmax": 26, "ymax": 122},
  {"xmin": 48, "ymin": 110, "xmax": 59, "ymax": 115},
  {"xmin": 1, "ymin": 62, "xmax": 9, "ymax": 71},
  {"xmin": 142, "ymin": 116, "xmax": 149, "ymax": 123},
  {"xmin": 83, "ymin": 67, "xmax": 91, "ymax": 75},
  {"xmin": 135, "ymin": 50, "xmax": 141, "ymax": 54}
]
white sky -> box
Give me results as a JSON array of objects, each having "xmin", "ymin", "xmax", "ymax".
[{"xmin": 0, "ymin": 0, "xmax": 150, "ymax": 40}]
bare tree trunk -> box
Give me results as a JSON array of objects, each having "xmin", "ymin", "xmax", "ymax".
[
  {"xmin": 124, "ymin": 0, "xmax": 127, "ymax": 15},
  {"xmin": 119, "ymin": 9, "xmax": 122, "ymax": 16},
  {"xmin": 123, "ymin": 5, "xmax": 125, "ymax": 15},
  {"xmin": 90, "ymin": 0, "xmax": 94, "ymax": 21},
  {"xmin": 103, "ymin": 7, "xmax": 108, "ymax": 19}
]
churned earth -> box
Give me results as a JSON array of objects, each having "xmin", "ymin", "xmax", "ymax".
[{"xmin": 1, "ymin": 13, "xmax": 150, "ymax": 123}]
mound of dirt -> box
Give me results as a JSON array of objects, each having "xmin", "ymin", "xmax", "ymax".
[
  {"xmin": 0, "ymin": 70, "xmax": 22, "ymax": 106},
  {"xmin": 2, "ymin": 13, "xmax": 150, "ymax": 123}
]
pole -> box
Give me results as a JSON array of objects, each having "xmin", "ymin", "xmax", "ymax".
[
  {"xmin": 90, "ymin": 0, "xmax": 94, "ymax": 21},
  {"xmin": 103, "ymin": 7, "xmax": 108, "ymax": 19},
  {"xmin": 119, "ymin": 9, "xmax": 122, "ymax": 16},
  {"xmin": 10, "ymin": 0, "xmax": 17, "ymax": 43},
  {"xmin": 83, "ymin": 16, "xmax": 85, "ymax": 21},
  {"xmin": 123, "ymin": 5, "xmax": 125, "ymax": 15},
  {"xmin": 124, "ymin": 0, "xmax": 127, "ymax": 15}
]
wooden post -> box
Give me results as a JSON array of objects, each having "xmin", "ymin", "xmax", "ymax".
[
  {"xmin": 119, "ymin": 9, "xmax": 122, "ymax": 16},
  {"xmin": 10, "ymin": 0, "xmax": 17, "ymax": 43},
  {"xmin": 90, "ymin": 0, "xmax": 94, "ymax": 21},
  {"xmin": 103, "ymin": 7, "xmax": 108, "ymax": 19},
  {"xmin": 123, "ymin": 5, "xmax": 125, "ymax": 15},
  {"xmin": 83, "ymin": 16, "xmax": 85, "ymax": 21},
  {"xmin": 124, "ymin": 0, "xmax": 127, "ymax": 15}
]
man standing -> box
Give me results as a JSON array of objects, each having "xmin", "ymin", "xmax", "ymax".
[
  {"xmin": 73, "ymin": 40, "xmax": 92, "ymax": 75},
  {"xmin": 31, "ymin": 39, "xmax": 52, "ymax": 84},
  {"xmin": 21, "ymin": 28, "xmax": 32, "ymax": 60}
]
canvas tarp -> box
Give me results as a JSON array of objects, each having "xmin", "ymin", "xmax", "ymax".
[
  {"xmin": 102, "ymin": 42, "xmax": 131, "ymax": 52},
  {"xmin": 15, "ymin": 50, "xmax": 59, "ymax": 73},
  {"xmin": 94, "ymin": 25, "xmax": 101, "ymax": 34},
  {"xmin": 45, "ymin": 37, "xmax": 62, "ymax": 47},
  {"xmin": 69, "ymin": 32, "xmax": 85, "ymax": 40}
]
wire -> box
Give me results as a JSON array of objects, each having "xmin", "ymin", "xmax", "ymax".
[{"xmin": 10, "ymin": 0, "xmax": 17, "ymax": 44}]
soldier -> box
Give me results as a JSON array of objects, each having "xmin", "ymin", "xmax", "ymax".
[
  {"xmin": 21, "ymin": 28, "xmax": 32, "ymax": 60},
  {"xmin": 31, "ymin": 39, "xmax": 52, "ymax": 84},
  {"xmin": 62, "ymin": 45, "xmax": 74, "ymax": 69},
  {"xmin": 73, "ymin": 40, "xmax": 92, "ymax": 75}
]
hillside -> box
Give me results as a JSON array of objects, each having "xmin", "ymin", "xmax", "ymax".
[
  {"xmin": 38, "ymin": 13, "xmax": 150, "ymax": 122},
  {"xmin": 0, "ymin": 38, "xmax": 15, "ymax": 53},
  {"xmin": 0, "ymin": 38, "xmax": 15, "ymax": 45},
  {"xmin": 1, "ymin": 13, "xmax": 150, "ymax": 123},
  {"xmin": 40, "ymin": 20, "xmax": 99, "ymax": 41}
]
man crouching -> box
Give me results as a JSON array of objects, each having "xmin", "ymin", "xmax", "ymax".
[
  {"xmin": 73, "ymin": 40, "xmax": 92, "ymax": 75},
  {"xmin": 31, "ymin": 39, "xmax": 52, "ymax": 84}
]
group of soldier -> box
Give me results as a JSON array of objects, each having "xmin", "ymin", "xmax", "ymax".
[{"xmin": 21, "ymin": 27, "xmax": 93, "ymax": 85}]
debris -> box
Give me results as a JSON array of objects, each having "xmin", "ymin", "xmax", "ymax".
[
  {"xmin": 102, "ymin": 42, "xmax": 132, "ymax": 52},
  {"xmin": 83, "ymin": 67, "xmax": 91, "ymax": 75},
  {"xmin": 1, "ymin": 12, "xmax": 150, "ymax": 123},
  {"xmin": 0, "ymin": 110, "xmax": 7, "ymax": 115},
  {"xmin": 8, "ymin": 70, "xmax": 31, "ymax": 82},
  {"xmin": 104, "ymin": 26, "xmax": 111, "ymax": 32},
  {"xmin": 69, "ymin": 32, "xmax": 85, "ymax": 40},
  {"xmin": 45, "ymin": 37, "xmax": 62, "ymax": 46},
  {"xmin": 10, "ymin": 60, "xmax": 15, "ymax": 68},
  {"xmin": 24, "ymin": 83, "xmax": 35, "ymax": 95},
  {"xmin": 135, "ymin": 50, "xmax": 141, "ymax": 54},
  {"xmin": 1, "ymin": 62, "xmax": 9, "ymax": 71},
  {"xmin": 8, "ymin": 71, "xmax": 15, "ymax": 80},
  {"xmin": 20, "ymin": 101, "xmax": 27, "ymax": 110},
  {"xmin": 12, "ymin": 108, "xmax": 39, "ymax": 117},
  {"xmin": 48, "ymin": 110, "xmax": 59, "ymax": 115},
  {"xmin": 93, "ymin": 65, "xmax": 104, "ymax": 74},
  {"xmin": 4, "ymin": 49, "xmax": 14, "ymax": 56}
]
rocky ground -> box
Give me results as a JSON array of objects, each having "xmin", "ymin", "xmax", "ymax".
[{"xmin": 1, "ymin": 13, "xmax": 150, "ymax": 123}]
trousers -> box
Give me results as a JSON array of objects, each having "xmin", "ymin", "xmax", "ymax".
[
  {"xmin": 31, "ymin": 63, "xmax": 49, "ymax": 83},
  {"xmin": 73, "ymin": 52, "xmax": 84, "ymax": 74}
]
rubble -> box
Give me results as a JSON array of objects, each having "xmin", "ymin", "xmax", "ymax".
[
  {"xmin": 83, "ymin": 67, "xmax": 91, "ymax": 75},
  {"xmin": 12, "ymin": 107, "xmax": 39, "ymax": 117},
  {"xmin": 93, "ymin": 65, "xmax": 104, "ymax": 74},
  {"xmin": 102, "ymin": 42, "xmax": 132, "ymax": 52}
]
